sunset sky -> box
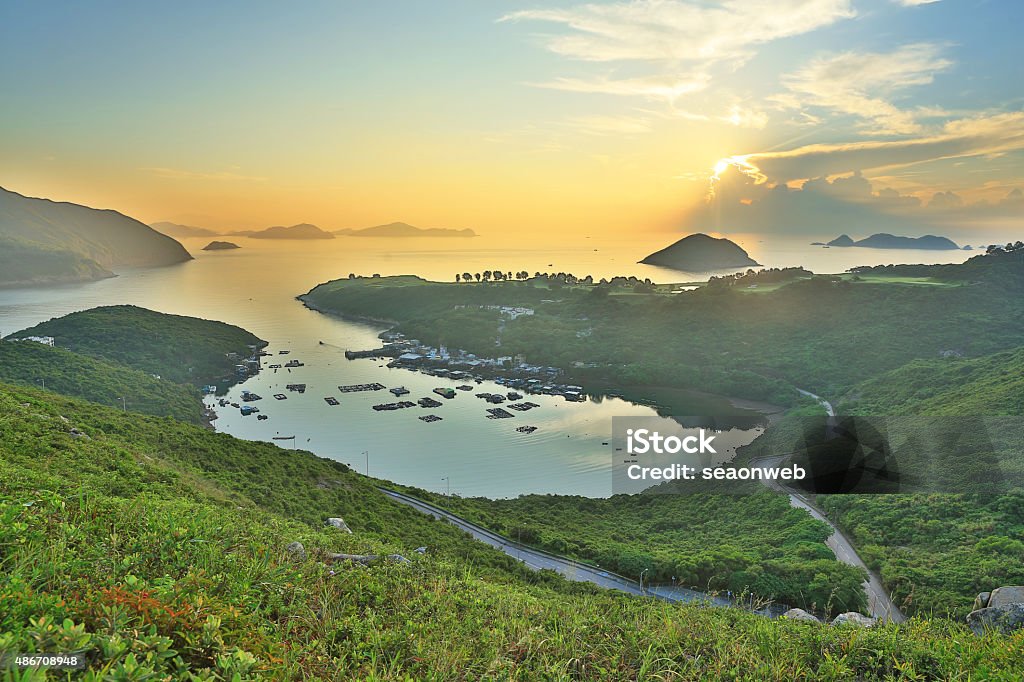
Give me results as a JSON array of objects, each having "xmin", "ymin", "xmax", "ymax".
[{"xmin": 2, "ymin": 1, "xmax": 1022, "ymax": 237}]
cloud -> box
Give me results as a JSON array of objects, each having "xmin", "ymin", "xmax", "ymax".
[
  {"xmin": 566, "ymin": 114, "xmax": 654, "ymax": 135},
  {"xmin": 690, "ymin": 163, "xmax": 1021, "ymax": 237},
  {"xmin": 895, "ymin": 0, "xmax": 940, "ymax": 6},
  {"xmin": 501, "ymin": 0, "xmax": 854, "ymax": 64},
  {"xmin": 531, "ymin": 73, "xmax": 710, "ymax": 101},
  {"xmin": 143, "ymin": 167, "xmax": 267, "ymax": 182},
  {"xmin": 723, "ymin": 112, "xmax": 1024, "ymax": 184},
  {"xmin": 778, "ymin": 43, "xmax": 952, "ymax": 134}
]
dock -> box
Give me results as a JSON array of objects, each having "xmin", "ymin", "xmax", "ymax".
[{"xmin": 338, "ymin": 383, "xmax": 385, "ymax": 393}]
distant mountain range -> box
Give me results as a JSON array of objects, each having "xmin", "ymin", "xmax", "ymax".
[
  {"xmin": 246, "ymin": 223, "xmax": 334, "ymax": 240},
  {"xmin": 640, "ymin": 233, "xmax": 761, "ymax": 272},
  {"xmin": 1, "ymin": 186, "xmax": 192, "ymax": 287},
  {"xmin": 334, "ymin": 222, "xmax": 476, "ymax": 238},
  {"xmin": 151, "ymin": 220, "xmax": 477, "ymax": 240},
  {"xmin": 150, "ymin": 221, "xmax": 220, "ymax": 239},
  {"xmin": 816, "ymin": 233, "xmax": 961, "ymax": 250}
]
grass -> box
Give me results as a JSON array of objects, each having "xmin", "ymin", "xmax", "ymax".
[{"xmin": 3, "ymin": 382, "xmax": 1024, "ymax": 679}]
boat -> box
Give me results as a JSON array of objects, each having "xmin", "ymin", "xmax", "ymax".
[
  {"xmin": 389, "ymin": 386, "xmax": 410, "ymax": 396},
  {"xmin": 433, "ymin": 387, "xmax": 456, "ymax": 399},
  {"xmin": 272, "ymin": 435, "xmax": 295, "ymax": 440}
]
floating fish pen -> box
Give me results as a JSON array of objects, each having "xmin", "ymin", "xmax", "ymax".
[
  {"xmin": 419, "ymin": 414, "xmax": 443, "ymax": 423},
  {"xmin": 456, "ymin": 385, "xmax": 474, "ymax": 391},
  {"xmin": 241, "ymin": 393, "xmax": 263, "ymax": 402},
  {"xmin": 324, "ymin": 397, "xmax": 340, "ymax": 406},
  {"xmin": 507, "ymin": 392, "xmax": 523, "ymax": 400},
  {"xmin": 486, "ymin": 408, "xmax": 514, "ymax": 419},
  {"xmin": 344, "ymin": 347, "xmax": 404, "ymax": 360},
  {"xmin": 338, "ymin": 383, "xmax": 386, "ymax": 393},
  {"xmin": 418, "ymin": 397, "xmax": 443, "ymax": 408},
  {"xmin": 433, "ymin": 387, "xmax": 456, "ymax": 399},
  {"xmin": 286, "ymin": 383, "xmax": 306, "ymax": 393},
  {"xmin": 389, "ymin": 386, "xmax": 410, "ymax": 396},
  {"xmin": 373, "ymin": 401, "xmax": 416, "ymax": 411},
  {"xmin": 284, "ymin": 360, "xmax": 304, "ymax": 367},
  {"xmin": 516, "ymin": 425, "xmax": 537, "ymax": 433},
  {"xmin": 273, "ymin": 394, "xmax": 287, "ymax": 400}
]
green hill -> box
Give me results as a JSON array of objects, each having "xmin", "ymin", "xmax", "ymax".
[
  {"xmin": 0, "ymin": 186, "xmax": 192, "ymax": 286},
  {"xmin": 2, "ymin": 383, "xmax": 1020, "ymax": 679},
  {"xmin": 0, "ymin": 341, "xmax": 201, "ymax": 422},
  {"xmin": 8, "ymin": 306, "xmax": 265, "ymax": 385}
]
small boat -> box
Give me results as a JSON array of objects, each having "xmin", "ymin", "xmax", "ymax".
[
  {"xmin": 390, "ymin": 386, "xmax": 410, "ymax": 396},
  {"xmin": 272, "ymin": 435, "xmax": 295, "ymax": 440}
]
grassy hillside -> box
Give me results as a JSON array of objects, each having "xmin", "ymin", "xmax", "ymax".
[
  {"xmin": 838, "ymin": 346, "xmax": 1024, "ymax": 415},
  {"xmin": 2, "ymin": 383, "xmax": 1022, "ymax": 679},
  {"xmin": 8, "ymin": 306, "xmax": 265, "ymax": 385},
  {"xmin": 0, "ymin": 341, "xmax": 202, "ymax": 423},
  {"xmin": 419, "ymin": 491, "xmax": 867, "ymax": 616}
]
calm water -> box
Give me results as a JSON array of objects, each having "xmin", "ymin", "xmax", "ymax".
[{"xmin": 0, "ymin": 233, "xmax": 975, "ymax": 497}]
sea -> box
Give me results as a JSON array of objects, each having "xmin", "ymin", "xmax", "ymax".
[{"xmin": 0, "ymin": 232, "xmax": 979, "ymax": 498}]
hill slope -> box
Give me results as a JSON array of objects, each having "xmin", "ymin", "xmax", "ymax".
[
  {"xmin": 2, "ymin": 383, "xmax": 1019, "ymax": 679},
  {"xmin": 0, "ymin": 340, "xmax": 201, "ymax": 422},
  {"xmin": 8, "ymin": 305, "xmax": 265, "ymax": 385},
  {"xmin": 249, "ymin": 223, "xmax": 334, "ymax": 240},
  {"xmin": 335, "ymin": 221, "xmax": 476, "ymax": 238},
  {"xmin": 0, "ymin": 186, "xmax": 192, "ymax": 285}
]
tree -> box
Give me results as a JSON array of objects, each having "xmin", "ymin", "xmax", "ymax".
[{"xmin": 474, "ymin": 273, "xmax": 481, "ymax": 282}]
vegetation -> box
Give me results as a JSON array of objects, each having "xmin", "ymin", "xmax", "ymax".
[
  {"xmin": 7, "ymin": 305, "xmax": 265, "ymax": 386},
  {"xmin": 0, "ymin": 237, "xmax": 112, "ymax": 287},
  {"xmin": 413, "ymin": 490, "xmax": 868, "ymax": 615},
  {"xmin": 303, "ymin": 250, "xmax": 1024, "ymax": 407},
  {"xmin": 3, "ymin": 383, "xmax": 1023, "ymax": 679},
  {"xmin": 0, "ymin": 341, "xmax": 201, "ymax": 423}
]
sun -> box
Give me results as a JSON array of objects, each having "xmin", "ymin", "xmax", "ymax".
[{"xmin": 712, "ymin": 159, "xmax": 732, "ymax": 178}]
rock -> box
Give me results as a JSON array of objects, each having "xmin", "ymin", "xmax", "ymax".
[
  {"xmin": 782, "ymin": 608, "xmax": 821, "ymax": 623},
  {"xmin": 285, "ymin": 541, "xmax": 307, "ymax": 561},
  {"xmin": 830, "ymin": 612, "xmax": 877, "ymax": 628},
  {"xmin": 988, "ymin": 586, "xmax": 1024, "ymax": 608},
  {"xmin": 326, "ymin": 552, "xmax": 410, "ymax": 565},
  {"xmin": 967, "ymin": 603, "xmax": 1024, "ymax": 635},
  {"xmin": 973, "ymin": 591, "xmax": 991, "ymax": 611},
  {"xmin": 414, "ymin": 546, "xmax": 427, "ymax": 555},
  {"xmin": 325, "ymin": 517, "xmax": 353, "ymax": 533}
]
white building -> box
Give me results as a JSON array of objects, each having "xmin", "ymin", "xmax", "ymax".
[{"xmin": 21, "ymin": 336, "xmax": 55, "ymax": 347}]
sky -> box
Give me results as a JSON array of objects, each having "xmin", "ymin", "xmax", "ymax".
[{"xmin": 1, "ymin": 0, "xmax": 1022, "ymax": 239}]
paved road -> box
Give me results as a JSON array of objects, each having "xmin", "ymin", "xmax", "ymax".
[
  {"xmin": 379, "ymin": 488, "xmax": 732, "ymax": 609},
  {"xmin": 758, "ymin": 389, "xmax": 906, "ymax": 623}
]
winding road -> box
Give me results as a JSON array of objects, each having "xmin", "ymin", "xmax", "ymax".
[
  {"xmin": 766, "ymin": 390, "xmax": 905, "ymax": 622},
  {"xmin": 379, "ymin": 488, "xmax": 735, "ymax": 609}
]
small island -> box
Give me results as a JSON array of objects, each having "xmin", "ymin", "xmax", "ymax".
[
  {"xmin": 639, "ymin": 233, "xmax": 761, "ymax": 271},
  {"xmin": 249, "ymin": 223, "xmax": 334, "ymax": 240},
  {"xmin": 202, "ymin": 241, "xmax": 241, "ymax": 251},
  {"xmin": 824, "ymin": 233, "xmax": 960, "ymax": 250}
]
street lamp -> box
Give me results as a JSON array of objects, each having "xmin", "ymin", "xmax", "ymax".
[
  {"xmin": 640, "ymin": 568, "xmax": 650, "ymax": 594},
  {"xmin": 441, "ymin": 476, "xmax": 450, "ymax": 497},
  {"xmin": 119, "ymin": 397, "xmax": 127, "ymax": 412},
  {"xmin": 363, "ymin": 450, "xmax": 369, "ymax": 476}
]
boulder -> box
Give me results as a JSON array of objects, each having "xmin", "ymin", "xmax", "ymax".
[
  {"xmin": 830, "ymin": 612, "xmax": 877, "ymax": 628},
  {"xmin": 325, "ymin": 517, "xmax": 353, "ymax": 533},
  {"xmin": 973, "ymin": 592, "xmax": 991, "ymax": 611},
  {"xmin": 782, "ymin": 608, "xmax": 820, "ymax": 624},
  {"xmin": 967, "ymin": 603, "xmax": 1024, "ymax": 635},
  {"xmin": 988, "ymin": 586, "xmax": 1024, "ymax": 608},
  {"xmin": 285, "ymin": 541, "xmax": 307, "ymax": 561}
]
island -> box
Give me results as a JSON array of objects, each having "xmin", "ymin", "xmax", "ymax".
[
  {"xmin": 248, "ymin": 223, "xmax": 334, "ymax": 240},
  {"xmin": 334, "ymin": 221, "xmax": 476, "ymax": 238},
  {"xmin": 202, "ymin": 240, "xmax": 241, "ymax": 251},
  {"xmin": 0, "ymin": 186, "xmax": 192, "ymax": 286},
  {"xmin": 639, "ymin": 233, "xmax": 761, "ymax": 271},
  {"xmin": 151, "ymin": 221, "xmax": 221, "ymax": 239},
  {"xmin": 825, "ymin": 233, "xmax": 960, "ymax": 250}
]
